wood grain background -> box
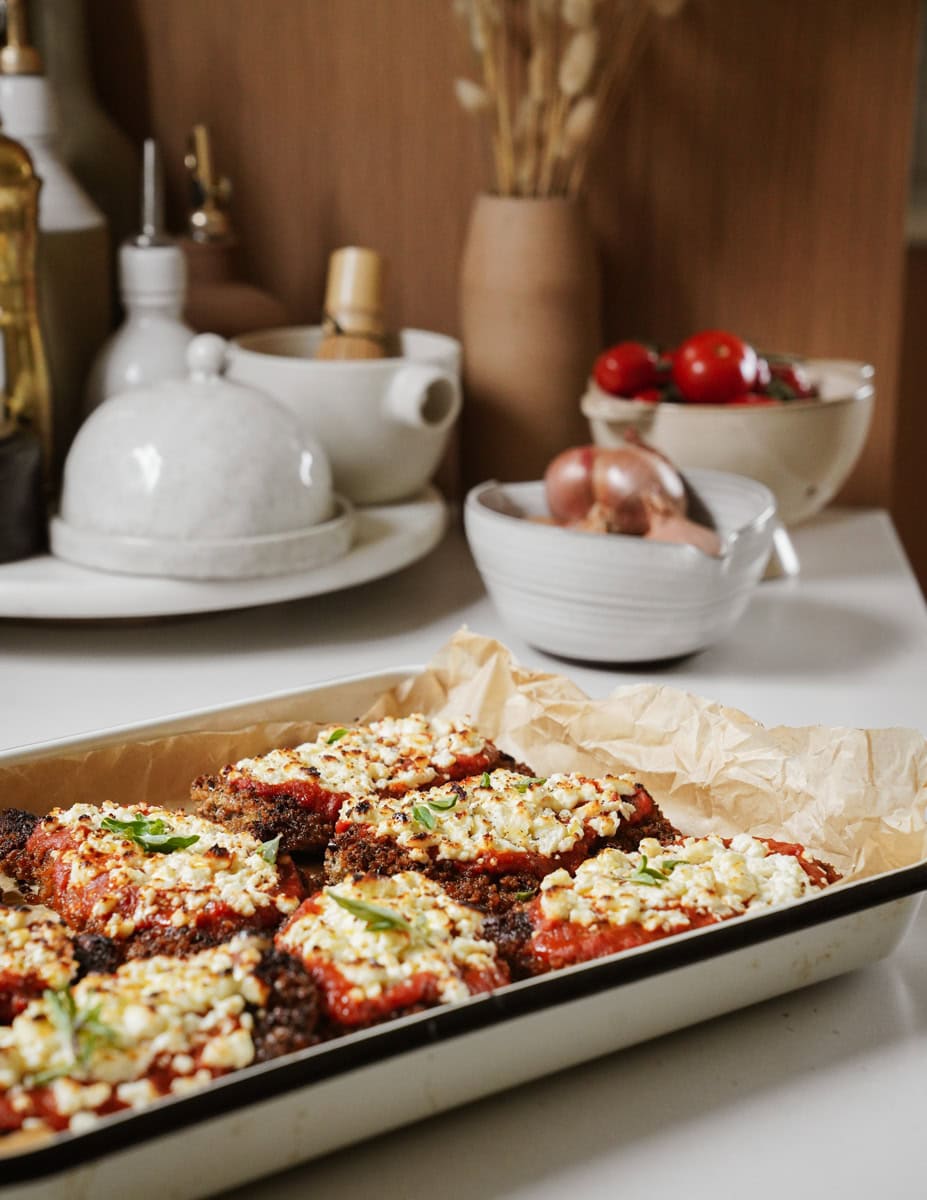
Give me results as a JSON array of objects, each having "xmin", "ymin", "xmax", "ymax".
[{"xmin": 85, "ymin": 0, "xmax": 923, "ymax": 565}]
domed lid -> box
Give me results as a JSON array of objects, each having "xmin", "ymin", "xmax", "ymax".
[{"xmin": 51, "ymin": 334, "xmax": 353, "ymax": 580}]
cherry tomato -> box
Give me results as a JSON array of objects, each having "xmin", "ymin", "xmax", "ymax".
[
  {"xmin": 672, "ymin": 330, "xmax": 758, "ymax": 403},
  {"xmin": 769, "ymin": 360, "xmax": 816, "ymax": 399},
  {"xmin": 593, "ymin": 342, "xmax": 659, "ymax": 396},
  {"xmin": 631, "ymin": 387, "xmax": 661, "ymax": 404},
  {"xmin": 754, "ymin": 357, "xmax": 772, "ymax": 391},
  {"xmin": 728, "ymin": 392, "xmax": 779, "ymax": 406}
]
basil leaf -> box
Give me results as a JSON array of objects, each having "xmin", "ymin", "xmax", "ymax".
[
  {"xmin": 515, "ymin": 777, "xmax": 547, "ymax": 793},
  {"xmin": 101, "ymin": 815, "xmax": 199, "ymax": 855},
  {"xmin": 412, "ymin": 803, "xmax": 437, "ymax": 830},
  {"xmin": 426, "ymin": 794, "xmax": 458, "ymax": 811},
  {"xmin": 628, "ymin": 854, "xmax": 675, "ymax": 887},
  {"xmin": 260, "ymin": 834, "xmax": 282, "ymax": 864},
  {"xmin": 326, "ymin": 890, "xmax": 411, "ymax": 933},
  {"xmin": 326, "ymin": 727, "xmax": 348, "ymax": 744},
  {"xmin": 38, "ymin": 988, "xmax": 117, "ymax": 1083},
  {"xmin": 479, "ymin": 772, "xmax": 492, "ymax": 788}
]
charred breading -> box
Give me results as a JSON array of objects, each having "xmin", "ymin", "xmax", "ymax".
[
  {"xmin": 0, "ymin": 809, "xmax": 39, "ymax": 881},
  {"xmin": 325, "ymin": 826, "xmax": 542, "ymax": 915},
  {"xmin": 73, "ymin": 932, "xmax": 123, "ymax": 978},
  {"xmin": 192, "ymin": 784, "xmax": 333, "ymax": 855},
  {"xmin": 251, "ymin": 947, "xmax": 321, "ymax": 1061},
  {"xmin": 601, "ymin": 783, "xmax": 682, "ymax": 851},
  {"xmin": 480, "ymin": 909, "xmax": 536, "ymax": 979},
  {"xmin": 193, "ymin": 715, "xmax": 532, "ymax": 856}
]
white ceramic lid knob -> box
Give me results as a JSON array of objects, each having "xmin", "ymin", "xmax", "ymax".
[{"xmin": 187, "ymin": 332, "xmax": 227, "ymax": 381}]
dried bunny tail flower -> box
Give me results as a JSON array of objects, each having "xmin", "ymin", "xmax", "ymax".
[
  {"xmin": 562, "ymin": 0, "xmax": 597, "ymax": 29},
  {"xmin": 559, "ymin": 29, "xmax": 599, "ymax": 97},
  {"xmin": 649, "ymin": 0, "xmax": 687, "ymax": 15},
  {"xmin": 455, "ymin": 77, "xmax": 491, "ymax": 114},
  {"xmin": 561, "ymin": 95, "xmax": 598, "ymax": 156}
]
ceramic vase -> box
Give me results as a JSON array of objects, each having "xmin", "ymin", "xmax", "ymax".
[{"xmin": 459, "ymin": 193, "xmax": 601, "ymax": 487}]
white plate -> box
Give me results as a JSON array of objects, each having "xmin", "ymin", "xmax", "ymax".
[{"xmin": 0, "ymin": 488, "xmax": 446, "ymax": 621}]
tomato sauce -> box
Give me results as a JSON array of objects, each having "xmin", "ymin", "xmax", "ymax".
[
  {"xmin": 309, "ymin": 962, "xmax": 442, "ymax": 1027},
  {"xmin": 530, "ymin": 907, "xmax": 719, "ymax": 972},
  {"xmin": 232, "ymin": 776, "xmax": 349, "ymax": 821}
]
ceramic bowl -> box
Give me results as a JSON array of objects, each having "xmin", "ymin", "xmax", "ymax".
[
  {"xmin": 51, "ymin": 334, "xmax": 354, "ymax": 580},
  {"xmin": 227, "ymin": 327, "xmax": 461, "ymax": 505},
  {"xmin": 581, "ymin": 359, "xmax": 873, "ymax": 526},
  {"xmin": 464, "ymin": 470, "xmax": 776, "ymax": 663}
]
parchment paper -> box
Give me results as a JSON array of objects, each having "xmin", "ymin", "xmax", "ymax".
[{"xmin": 3, "ymin": 629, "xmax": 925, "ymax": 881}]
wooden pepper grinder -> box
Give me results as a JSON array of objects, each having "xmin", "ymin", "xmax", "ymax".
[
  {"xmin": 180, "ymin": 123, "xmax": 288, "ymax": 337},
  {"xmin": 315, "ymin": 246, "xmax": 391, "ymax": 360}
]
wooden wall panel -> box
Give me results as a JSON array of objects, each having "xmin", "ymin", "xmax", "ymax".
[
  {"xmin": 86, "ymin": 0, "xmax": 920, "ymax": 511},
  {"xmin": 895, "ymin": 245, "xmax": 927, "ymax": 594}
]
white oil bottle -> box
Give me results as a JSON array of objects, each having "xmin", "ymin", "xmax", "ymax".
[
  {"xmin": 0, "ymin": 0, "xmax": 110, "ymax": 482},
  {"xmin": 85, "ymin": 140, "xmax": 193, "ymax": 413}
]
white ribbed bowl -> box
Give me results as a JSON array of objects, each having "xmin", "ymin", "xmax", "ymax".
[{"xmin": 464, "ymin": 469, "xmax": 776, "ymax": 663}]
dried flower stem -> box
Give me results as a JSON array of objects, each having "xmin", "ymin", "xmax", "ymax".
[{"xmin": 453, "ymin": 0, "xmax": 667, "ymax": 199}]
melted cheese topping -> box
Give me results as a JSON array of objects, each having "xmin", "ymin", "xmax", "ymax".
[
  {"xmin": 227, "ymin": 714, "xmax": 493, "ymax": 796},
  {"xmin": 277, "ymin": 873, "xmax": 500, "ymax": 1006},
  {"xmin": 540, "ymin": 835, "xmax": 830, "ymax": 932},
  {"xmin": 0, "ymin": 936, "xmax": 268, "ymax": 1123},
  {"xmin": 339, "ymin": 769, "xmax": 638, "ymax": 863},
  {"xmin": 0, "ymin": 907, "xmax": 76, "ymax": 994},
  {"xmin": 44, "ymin": 804, "xmax": 298, "ymax": 937}
]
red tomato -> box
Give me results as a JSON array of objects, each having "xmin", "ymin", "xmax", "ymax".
[
  {"xmin": 769, "ymin": 360, "xmax": 816, "ymax": 398},
  {"xmin": 593, "ymin": 342, "xmax": 659, "ymax": 396},
  {"xmin": 631, "ymin": 387, "xmax": 661, "ymax": 403},
  {"xmin": 754, "ymin": 357, "xmax": 772, "ymax": 390},
  {"xmin": 672, "ymin": 330, "xmax": 758, "ymax": 403},
  {"xmin": 728, "ymin": 392, "xmax": 779, "ymax": 406}
]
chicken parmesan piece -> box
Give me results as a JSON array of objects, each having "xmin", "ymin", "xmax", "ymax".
[
  {"xmin": 486, "ymin": 835, "xmax": 840, "ymax": 977},
  {"xmin": 0, "ymin": 908, "xmax": 77, "ymax": 1025},
  {"xmin": 0, "ymin": 935, "xmax": 319, "ymax": 1137},
  {"xmin": 327, "ymin": 769, "xmax": 678, "ymax": 913},
  {"xmin": 275, "ymin": 872, "xmax": 508, "ymax": 1034},
  {"xmin": 193, "ymin": 714, "xmax": 525, "ymax": 856},
  {"xmin": 12, "ymin": 804, "xmax": 303, "ymax": 958}
]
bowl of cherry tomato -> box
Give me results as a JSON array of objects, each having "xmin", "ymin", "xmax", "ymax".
[{"xmin": 582, "ymin": 331, "xmax": 873, "ymax": 526}]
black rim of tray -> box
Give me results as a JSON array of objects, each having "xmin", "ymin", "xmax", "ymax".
[{"xmin": 4, "ymin": 858, "xmax": 927, "ymax": 1184}]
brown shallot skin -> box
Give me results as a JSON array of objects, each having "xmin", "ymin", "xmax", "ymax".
[{"xmin": 543, "ymin": 435, "xmax": 721, "ymax": 555}]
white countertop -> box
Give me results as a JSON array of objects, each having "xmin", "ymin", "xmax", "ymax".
[{"xmin": 2, "ymin": 507, "xmax": 926, "ymax": 1199}]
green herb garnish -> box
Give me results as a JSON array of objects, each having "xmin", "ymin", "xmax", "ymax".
[
  {"xmin": 327, "ymin": 727, "xmax": 348, "ymax": 744},
  {"xmin": 101, "ymin": 815, "xmax": 199, "ymax": 854},
  {"xmin": 326, "ymin": 891, "xmax": 411, "ymax": 933},
  {"xmin": 515, "ymin": 777, "xmax": 547, "ymax": 793},
  {"xmin": 412, "ymin": 803, "xmax": 437, "ymax": 830},
  {"xmin": 514, "ymin": 890, "xmax": 536, "ymax": 902},
  {"xmin": 480, "ymin": 772, "xmax": 492, "ymax": 788},
  {"xmin": 628, "ymin": 855, "xmax": 680, "ymax": 887},
  {"xmin": 260, "ymin": 834, "xmax": 282, "ymax": 864},
  {"xmin": 427, "ymin": 794, "xmax": 459, "ymax": 811},
  {"xmin": 33, "ymin": 988, "xmax": 118, "ymax": 1085}
]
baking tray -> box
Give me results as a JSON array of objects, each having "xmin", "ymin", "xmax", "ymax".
[{"xmin": 1, "ymin": 668, "xmax": 925, "ymax": 1200}]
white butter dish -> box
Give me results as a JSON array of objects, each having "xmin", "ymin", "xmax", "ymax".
[{"xmin": 52, "ymin": 334, "xmax": 353, "ymax": 580}]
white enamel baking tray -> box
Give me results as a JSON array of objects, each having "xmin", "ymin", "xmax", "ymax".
[{"xmin": 1, "ymin": 668, "xmax": 925, "ymax": 1200}]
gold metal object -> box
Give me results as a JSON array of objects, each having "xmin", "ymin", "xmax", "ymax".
[
  {"xmin": 184, "ymin": 123, "xmax": 232, "ymax": 243},
  {"xmin": 0, "ymin": 0, "xmax": 43, "ymax": 76},
  {"xmin": 0, "ymin": 129, "xmax": 52, "ymax": 477}
]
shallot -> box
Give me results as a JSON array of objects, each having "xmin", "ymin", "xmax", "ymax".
[{"xmin": 543, "ymin": 433, "xmax": 722, "ymax": 555}]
